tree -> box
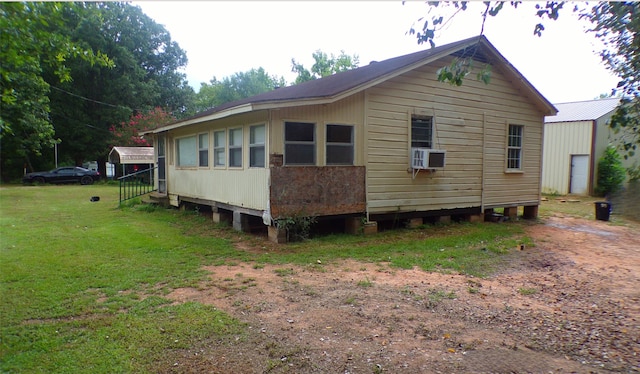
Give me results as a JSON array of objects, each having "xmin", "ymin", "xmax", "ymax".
[
  {"xmin": 109, "ymin": 107, "xmax": 175, "ymax": 147},
  {"xmin": 595, "ymin": 146, "xmax": 626, "ymax": 197},
  {"xmin": 44, "ymin": 3, "xmax": 194, "ymax": 174},
  {"xmin": 1, "ymin": 2, "xmax": 195, "ymax": 180},
  {"xmin": 583, "ymin": 3, "xmax": 639, "ymax": 161},
  {"xmin": 194, "ymin": 68, "xmax": 286, "ymax": 112},
  {"xmin": 291, "ymin": 50, "xmax": 360, "ymax": 84},
  {"xmin": 408, "ymin": 1, "xmax": 640, "ymax": 159},
  {"xmin": 0, "ymin": 2, "xmax": 112, "ymax": 179}
]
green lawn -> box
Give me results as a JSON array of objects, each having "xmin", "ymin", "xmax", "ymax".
[
  {"xmin": 0, "ymin": 184, "xmax": 528, "ymax": 373},
  {"xmin": 0, "ymin": 184, "xmax": 245, "ymax": 373}
]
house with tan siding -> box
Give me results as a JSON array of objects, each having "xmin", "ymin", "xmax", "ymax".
[{"xmin": 143, "ymin": 36, "xmax": 557, "ymax": 242}]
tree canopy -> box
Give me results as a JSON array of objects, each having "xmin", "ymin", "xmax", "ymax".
[
  {"xmin": 0, "ymin": 2, "xmax": 112, "ymax": 175},
  {"xmin": 291, "ymin": 50, "xmax": 360, "ymax": 84},
  {"xmin": 0, "ymin": 2, "xmax": 195, "ymax": 180},
  {"xmin": 194, "ymin": 68, "xmax": 286, "ymax": 113}
]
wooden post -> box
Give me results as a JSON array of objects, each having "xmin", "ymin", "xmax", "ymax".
[
  {"xmin": 345, "ymin": 217, "xmax": 363, "ymax": 235},
  {"xmin": 503, "ymin": 207, "xmax": 518, "ymax": 220},
  {"xmin": 483, "ymin": 208, "xmax": 495, "ymax": 222},
  {"xmin": 523, "ymin": 205, "xmax": 539, "ymax": 219}
]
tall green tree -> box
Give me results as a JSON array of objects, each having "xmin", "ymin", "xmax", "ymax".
[
  {"xmin": 39, "ymin": 2, "xmax": 195, "ymax": 176},
  {"xmin": 291, "ymin": 50, "xmax": 360, "ymax": 84},
  {"xmin": 194, "ymin": 68, "xmax": 286, "ymax": 112},
  {"xmin": 0, "ymin": 2, "xmax": 112, "ymax": 178},
  {"xmin": 1, "ymin": 2, "xmax": 195, "ymax": 179},
  {"xmin": 408, "ymin": 1, "xmax": 640, "ymax": 159}
]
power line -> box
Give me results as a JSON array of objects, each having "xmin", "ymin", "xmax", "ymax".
[
  {"xmin": 49, "ymin": 84, "xmax": 185, "ymax": 118},
  {"xmin": 49, "ymin": 85, "xmax": 139, "ymax": 111}
]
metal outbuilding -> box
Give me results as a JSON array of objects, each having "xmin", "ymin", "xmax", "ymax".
[
  {"xmin": 108, "ymin": 147, "xmax": 154, "ymax": 164},
  {"xmin": 108, "ymin": 147, "xmax": 154, "ymax": 178},
  {"xmin": 541, "ymin": 98, "xmax": 632, "ymax": 195}
]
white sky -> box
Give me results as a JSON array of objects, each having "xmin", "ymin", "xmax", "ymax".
[{"xmin": 134, "ymin": 1, "xmax": 619, "ymax": 104}]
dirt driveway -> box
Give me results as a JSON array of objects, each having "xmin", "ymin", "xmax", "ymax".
[{"xmin": 164, "ymin": 214, "xmax": 639, "ymax": 373}]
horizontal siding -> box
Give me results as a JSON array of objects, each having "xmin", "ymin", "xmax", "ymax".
[
  {"xmin": 270, "ymin": 93, "xmax": 365, "ymax": 166},
  {"xmin": 366, "ymin": 55, "xmax": 545, "ymax": 214},
  {"xmin": 482, "ymin": 112, "xmax": 543, "ymax": 206}
]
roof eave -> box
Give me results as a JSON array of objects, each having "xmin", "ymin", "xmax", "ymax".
[
  {"xmin": 251, "ymin": 42, "xmax": 482, "ymax": 111},
  {"xmin": 144, "ymin": 36, "xmax": 558, "ymax": 132},
  {"xmin": 143, "ymin": 103, "xmax": 254, "ymax": 134}
]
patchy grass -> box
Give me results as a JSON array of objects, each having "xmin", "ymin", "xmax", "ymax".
[
  {"xmin": 252, "ymin": 222, "xmax": 529, "ymax": 277},
  {"xmin": 1, "ymin": 184, "xmax": 532, "ymax": 373},
  {"xmin": 426, "ymin": 288, "xmax": 457, "ymax": 308},
  {"xmin": 518, "ymin": 287, "xmax": 538, "ymax": 296},
  {"xmin": 539, "ymin": 194, "xmax": 601, "ymax": 219},
  {"xmin": 274, "ymin": 268, "xmax": 296, "ymax": 277},
  {"xmin": 357, "ymin": 277, "xmax": 374, "ymax": 288}
]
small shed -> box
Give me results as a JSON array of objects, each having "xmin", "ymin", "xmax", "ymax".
[{"xmin": 108, "ymin": 147, "xmax": 154, "ymax": 177}]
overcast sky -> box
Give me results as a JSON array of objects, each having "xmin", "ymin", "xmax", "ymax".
[{"xmin": 134, "ymin": 1, "xmax": 619, "ymax": 104}]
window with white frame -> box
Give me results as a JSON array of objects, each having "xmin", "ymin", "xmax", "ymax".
[
  {"xmin": 176, "ymin": 136, "xmax": 197, "ymax": 167},
  {"xmin": 249, "ymin": 124, "xmax": 265, "ymax": 167},
  {"xmin": 507, "ymin": 124, "xmax": 523, "ymax": 170},
  {"xmin": 213, "ymin": 130, "xmax": 226, "ymax": 167},
  {"xmin": 284, "ymin": 121, "xmax": 315, "ymax": 165},
  {"xmin": 228, "ymin": 128, "xmax": 243, "ymax": 167},
  {"xmin": 326, "ymin": 124, "xmax": 354, "ymax": 165},
  {"xmin": 198, "ymin": 133, "xmax": 209, "ymax": 167},
  {"xmin": 411, "ymin": 115, "xmax": 433, "ymax": 148}
]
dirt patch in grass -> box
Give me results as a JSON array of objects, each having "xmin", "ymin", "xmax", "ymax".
[{"xmin": 161, "ymin": 215, "xmax": 640, "ymax": 373}]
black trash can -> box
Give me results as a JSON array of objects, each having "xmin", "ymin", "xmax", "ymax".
[{"xmin": 595, "ymin": 201, "xmax": 611, "ymax": 221}]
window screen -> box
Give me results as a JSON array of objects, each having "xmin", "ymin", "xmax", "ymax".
[
  {"xmin": 284, "ymin": 122, "xmax": 315, "ymax": 165},
  {"xmin": 326, "ymin": 124, "xmax": 353, "ymax": 165},
  {"xmin": 198, "ymin": 133, "xmax": 209, "ymax": 167},
  {"xmin": 214, "ymin": 130, "xmax": 225, "ymax": 167},
  {"xmin": 507, "ymin": 124, "xmax": 523, "ymax": 170},
  {"xmin": 228, "ymin": 128, "xmax": 242, "ymax": 167},
  {"xmin": 411, "ymin": 115, "xmax": 433, "ymax": 148},
  {"xmin": 176, "ymin": 136, "xmax": 196, "ymax": 167},
  {"xmin": 250, "ymin": 124, "xmax": 265, "ymax": 167}
]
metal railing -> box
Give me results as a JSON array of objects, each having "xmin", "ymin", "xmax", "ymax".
[{"xmin": 118, "ymin": 167, "xmax": 157, "ymax": 204}]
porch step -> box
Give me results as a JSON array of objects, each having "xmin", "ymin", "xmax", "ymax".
[{"xmin": 145, "ymin": 192, "xmax": 169, "ymax": 206}]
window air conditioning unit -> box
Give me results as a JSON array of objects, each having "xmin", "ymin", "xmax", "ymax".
[{"xmin": 411, "ymin": 148, "xmax": 446, "ymax": 169}]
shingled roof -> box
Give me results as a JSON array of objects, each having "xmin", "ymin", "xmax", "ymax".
[{"xmin": 148, "ymin": 35, "xmax": 555, "ymax": 133}]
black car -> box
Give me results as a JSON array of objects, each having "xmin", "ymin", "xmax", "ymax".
[{"xmin": 23, "ymin": 167, "xmax": 100, "ymax": 185}]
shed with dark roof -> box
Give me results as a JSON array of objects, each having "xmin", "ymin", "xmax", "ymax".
[{"xmin": 143, "ymin": 35, "xmax": 556, "ymax": 242}]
